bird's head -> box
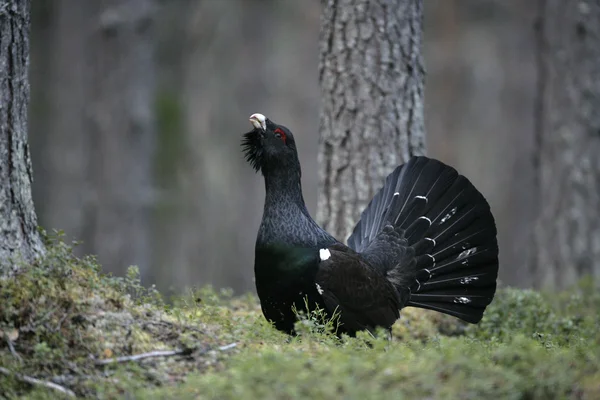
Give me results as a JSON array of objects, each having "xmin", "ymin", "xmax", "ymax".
[{"xmin": 242, "ymin": 113, "xmax": 299, "ymax": 175}]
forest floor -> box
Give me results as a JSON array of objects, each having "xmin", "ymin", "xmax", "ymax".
[{"xmin": 1, "ymin": 234, "xmax": 599, "ymax": 399}]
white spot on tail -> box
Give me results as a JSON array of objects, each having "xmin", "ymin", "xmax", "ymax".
[
  {"xmin": 319, "ymin": 248, "xmax": 331, "ymax": 261},
  {"xmin": 458, "ymin": 247, "xmax": 477, "ymax": 259},
  {"xmin": 393, "ymin": 192, "xmax": 400, "ymax": 196},
  {"xmin": 415, "ymin": 195, "xmax": 428, "ymax": 203},
  {"xmin": 425, "ymin": 237, "xmax": 436, "ymax": 247},
  {"xmin": 454, "ymin": 296, "xmax": 471, "ymax": 304},
  {"xmin": 439, "ymin": 207, "xmax": 458, "ymax": 224},
  {"xmin": 419, "ymin": 216, "xmax": 432, "ymax": 225},
  {"xmin": 460, "ymin": 276, "xmax": 479, "ymax": 284},
  {"xmin": 315, "ymin": 283, "xmax": 324, "ymax": 295}
]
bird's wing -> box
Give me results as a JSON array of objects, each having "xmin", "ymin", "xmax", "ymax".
[{"xmin": 315, "ymin": 243, "xmax": 401, "ymax": 334}]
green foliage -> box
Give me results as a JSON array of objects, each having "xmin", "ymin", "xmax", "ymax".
[
  {"xmin": 292, "ymin": 297, "xmax": 342, "ymax": 341},
  {"xmin": 1, "ymin": 235, "xmax": 599, "ymax": 399},
  {"xmin": 467, "ymin": 287, "xmax": 599, "ymax": 346}
]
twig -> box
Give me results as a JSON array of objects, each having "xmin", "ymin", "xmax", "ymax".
[
  {"xmin": 2, "ymin": 331, "xmax": 22, "ymax": 362},
  {"xmin": 218, "ymin": 342, "xmax": 237, "ymax": 351},
  {"xmin": 6, "ymin": 337, "xmax": 22, "ymax": 362},
  {"xmin": 54, "ymin": 307, "xmax": 72, "ymax": 332},
  {"xmin": 94, "ymin": 342, "xmax": 237, "ymax": 366},
  {"xmin": 0, "ymin": 367, "xmax": 76, "ymax": 398},
  {"xmin": 94, "ymin": 349, "xmax": 189, "ymax": 366},
  {"xmin": 141, "ymin": 319, "xmax": 205, "ymax": 334}
]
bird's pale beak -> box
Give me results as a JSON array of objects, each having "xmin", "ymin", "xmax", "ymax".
[{"xmin": 249, "ymin": 113, "xmax": 267, "ymax": 131}]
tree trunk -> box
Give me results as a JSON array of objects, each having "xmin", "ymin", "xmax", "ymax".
[
  {"xmin": 0, "ymin": 0, "xmax": 44, "ymax": 269},
  {"xmin": 318, "ymin": 0, "xmax": 426, "ymax": 241},
  {"xmin": 29, "ymin": 0, "xmax": 156, "ymax": 280},
  {"xmin": 532, "ymin": 0, "xmax": 600, "ymax": 288}
]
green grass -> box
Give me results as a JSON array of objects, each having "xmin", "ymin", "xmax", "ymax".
[{"xmin": 1, "ymin": 234, "xmax": 599, "ymax": 399}]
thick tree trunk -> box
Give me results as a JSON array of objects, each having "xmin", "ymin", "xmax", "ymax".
[
  {"xmin": 29, "ymin": 0, "xmax": 156, "ymax": 280},
  {"xmin": 318, "ymin": 0, "xmax": 426, "ymax": 242},
  {"xmin": 0, "ymin": 0, "xmax": 44, "ymax": 269},
  {"xmin": 532, "ymin": 0, "xmax": 600, "ymax": 288}
]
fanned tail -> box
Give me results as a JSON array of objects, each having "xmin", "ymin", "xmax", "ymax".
[{"xmin": 347, "ymin": 156, "xmax": 499, "ymax": 324}]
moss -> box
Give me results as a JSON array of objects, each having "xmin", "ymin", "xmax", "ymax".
[
  {"xmin": 466, "ymin": 286, "xmax": 599, "ymax": 346},
  {"xmin": 141, "ymin": 333, "xmax": 600, "ymax": 400},
  {"xmin": 0, "ymin": 232, "xmax": 238, "ymax": 398},
  {"xmin": 1, "ymin": 233, "xmax": 599, "ymax": 399}
]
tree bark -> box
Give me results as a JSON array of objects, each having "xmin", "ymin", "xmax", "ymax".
[
  {"xmin": 532, "ymin": 0, "xmax": 600, "ymax": 288},
  {"xmin": 0, "ymin": 0, "xmax": 44, "ymax": 270},
  {"xmin": 318, "ymin": 0, "xmax": 426, "ymax": 242}
]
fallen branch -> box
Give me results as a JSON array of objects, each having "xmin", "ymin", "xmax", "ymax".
[
  {"xmin": 0, "ymin": 367, "xmax": 76, "ymax": 398},
  {"xmin": 94, "ymin": 349, "xmax": 188, "ymax": 366},
  {"xmin": 94, "ymin": 342, "xmax": 237, "ymax": 366}
]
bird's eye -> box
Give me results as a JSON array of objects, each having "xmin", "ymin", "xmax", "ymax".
[{"xmin": 274, "ymin": 128, "xmax": 287, "ymax": 144}]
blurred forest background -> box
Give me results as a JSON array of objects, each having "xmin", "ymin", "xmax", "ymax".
[{"xmin": 25, "ymin": 0, "xmax": 586, "ymax": 295}]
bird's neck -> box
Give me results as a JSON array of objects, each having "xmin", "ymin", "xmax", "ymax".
[
  {"xmin": 263, "ymin": 166, "xmax": 307, "ymax": 210},
  {"xmin": 258, "ymin": 163, "xmax": 337, "ymax": 248},
  {"xmin": 259, "ymin": 167, "xmax": 317, "ymax": 244}
]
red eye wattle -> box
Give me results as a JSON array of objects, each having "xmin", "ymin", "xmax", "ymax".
[{"xmin": 274, "ymin": 128, "xmax": 287, "ymax": 144}]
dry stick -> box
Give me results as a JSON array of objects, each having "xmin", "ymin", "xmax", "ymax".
[
  {"xmin": 2, "ymin": 334, "xmax": 22, "ymax": 362},
  {"xmin": 0, "ymin": 367, "xmax": 76, "ymax": 398},
  {"xmin": 94, "ymin": 343, "xmax": 237, "ymax": 366}
]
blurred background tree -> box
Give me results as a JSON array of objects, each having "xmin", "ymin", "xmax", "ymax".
[
  {"xmin": 30, "ymin": 0, "xmax": 156, "ymax": 282},
  {"xmin": 531, "ymin": 0, "xmax": 600, "ymax": 288},
  {"xmin": 26, "ymin": 0, "xmax": 599, "ymax": 294}
]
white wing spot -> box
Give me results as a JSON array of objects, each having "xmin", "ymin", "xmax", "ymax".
[
  {"xmin": 454, "ymin": 296, "xmax": 471, "ymax": 304},
  {"xmin": 315, "ymin": 283, "xmax": 324, "ymax": 295},
  {"xmin": 319, "ymin": 248, "xmax": 331, "ymax": 261}
]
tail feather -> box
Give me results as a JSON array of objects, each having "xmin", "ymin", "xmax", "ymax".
[
  {"xmin": 347, "ymin": 156, "xmax": 499, "ymax": 324},
  {"xmin": 406, "ymin": 301, "xmax": 483, "ymax": 323},
  {"xmin": 393, "ymin": 195, "xmax": 427, "ymax": 229},
  {"xmin": 405, "ymin": 216, "xmax": 432, "ymax": 244}
]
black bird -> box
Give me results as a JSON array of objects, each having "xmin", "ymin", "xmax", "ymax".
[{"xmin": 242, "ymin": 113, "xmax": 499, "ymax": 337}]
